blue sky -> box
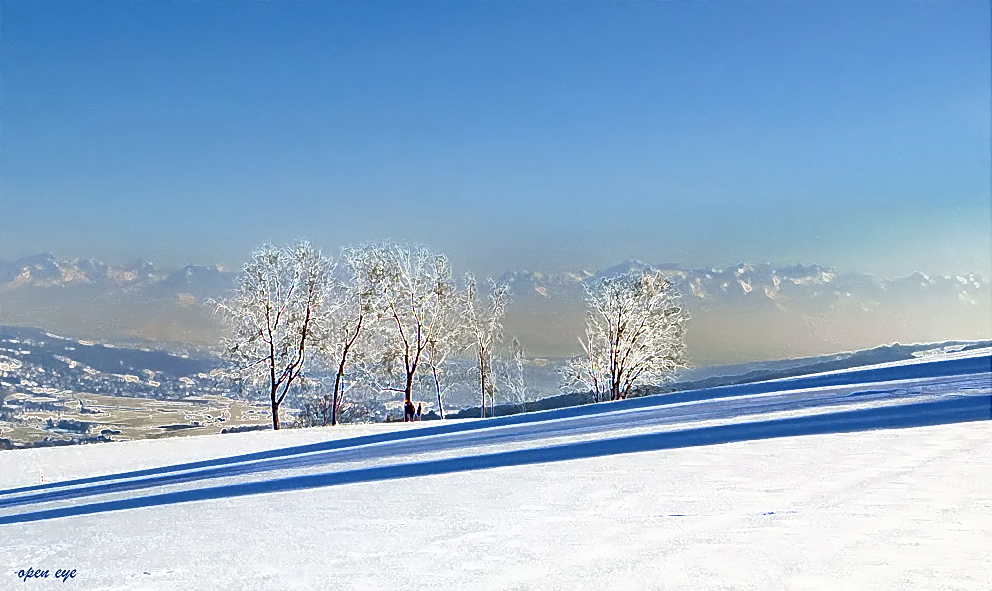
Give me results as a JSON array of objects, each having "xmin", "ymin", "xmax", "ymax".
[{"xmin": 1, "ymin": 0, "xmax": 989, "ymax": 277}]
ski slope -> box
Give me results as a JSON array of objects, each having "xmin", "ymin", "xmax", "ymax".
[{"xmin": 1, "ymin": 349, "xmax": 990, "ymax": 589}]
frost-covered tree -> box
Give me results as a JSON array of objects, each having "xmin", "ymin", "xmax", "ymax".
[
  {"xmin": 463, "ymin": 274, "xmax": 510, "ymax": 418},
  {"xmin": 421, "ymin": 309, "xmax": 466, "ymax": 419},
  {"xmin": 358, "ymin": 242, "xmax": 457, "ymax": 411},
  {"xmin": 495, "ymin": 337, "xmax": 535, "ymax": 413},
  {"xmin": 296, "ymin": 384, "xmax": 386, "ymax": 426},
  {"xmin": 295, "ymin": 393, "xmax": 335, "ymax": 428},
  {"xmin": 567, "ymin": 271, "xmax": 687, "ymax": 402},
  {"xmin": 316, "ymin": 246, "xmax": 383, "ymax": 426},
  {"xmin": 214, "ymin": 241, "xmax": 332, "ymax": 430}
]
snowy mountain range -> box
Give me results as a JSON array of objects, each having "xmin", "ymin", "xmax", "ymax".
[
  {"xmin": 495, "ymin": 260, "xmax": 990, "ymax": 364},
  {"xmin": 3, "ymin": 254, "xmax": 986, "ymax": 310},
  {"xmin": 0, "ymin": 255, "xmax": 235, "ymax": 350},
  {"xmin": 496, "ymin": 259, "xmax": 988, "ymax": 310},
  {"xmin": 1, "ymin": 254, "xmax": 989, "ymax": 364},
  {"xmin": 0, "ymin": 254, "xmax": 234, "ymax": 297}
]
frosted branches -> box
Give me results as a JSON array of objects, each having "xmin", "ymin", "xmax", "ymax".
[
  {"xmin": 213, "ymin": 240, "xmax": 331, "ymax": 430},
  {"xmin": 463, "ymin": 274, "xmax": 510, "ymax": 418},
  {"xmin": 214, "ymin": 239, "xmax": 683, "ymax": 429},
  {"xmin": 567, "ymin": 271, "xmax": 688, "ymax": 402}
]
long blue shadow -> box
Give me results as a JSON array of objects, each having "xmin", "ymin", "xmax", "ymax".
[
  {"xmin": 1, "ymin": 395, "xmax": 988, "ymax": 526},
  {"xmin": 3, "ymin": 354, "xmax": 988, "ymax": 498},
  {"xmin": 0, "ymin": 385, "xmax": 938, "ymax": 510}
]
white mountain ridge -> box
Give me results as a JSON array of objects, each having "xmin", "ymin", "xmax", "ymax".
[
  {"xmin": 3, "ymin": 253, "xmax": 986, "ymax": 307},
  {"xmin": 2, "ymin": 254, "xmax": 987, "ymax": 361}
]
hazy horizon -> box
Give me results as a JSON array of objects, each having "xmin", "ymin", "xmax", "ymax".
[
  {"xmin": 2, "ymin": 246, "xmax": 991, "ymax": 284},
  {"xmin": 2, "ymin": 1, "xmax": 990, "ymax": 281}
]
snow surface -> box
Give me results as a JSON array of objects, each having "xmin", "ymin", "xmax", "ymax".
[{"xmin": 1, "ymin": 350, "xmax": 990, "ymax": 589}]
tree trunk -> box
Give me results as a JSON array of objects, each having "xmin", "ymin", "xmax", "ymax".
[
  {"xmin": 271, "ymin": 400, "xmax": 280, "ymax": 430},
  {"xmin": 479, "ymin": 349, "xmax": 487, "ymax": 419},
  {"xmin": 433, "ymin": 366, "xmax": 445, "ymax": 420},
  {"xmin": 331, "ymin": 374, "xmax": 340, "ymax": 427},
  {"xmin": 331, "ymin": 352, "xmax": 347, "ymax": 427}
]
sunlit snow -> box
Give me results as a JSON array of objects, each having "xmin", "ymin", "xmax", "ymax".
[{"xmin": 1, "ymin": 350, "xmax": 989, "ymax": 590}]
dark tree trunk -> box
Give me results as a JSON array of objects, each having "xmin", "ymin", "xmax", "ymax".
[
  {"xmin": 332, "ymin": 316, "xmax": 363, "ymax": 427},
  {"xmin": 405, "ymin": 371, "xmax": 414, "ymax": 403},
  {"xmin": 331, "ymin": 352, "xmax": 347, "ymax": 426}
]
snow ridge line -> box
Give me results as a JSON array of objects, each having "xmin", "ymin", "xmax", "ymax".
[
  {"xmin": 1, "ymin": 352, "xmax": 988, "ymax": 498},
  {"xmin": 0, "ymin": 395, "xmax": 988, "ymax": 526},
  {"xmin": 0, "ymin": 376, "xmax": 983, "ymax": 511}
]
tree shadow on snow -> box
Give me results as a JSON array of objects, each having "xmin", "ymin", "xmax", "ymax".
[
  {"xmin": 4, "ymin": 352, "xmax": 988, "ymax": 500},
  {"xmin": 0, "ymin": 394, "xmax": 988, "ymax": 525}
]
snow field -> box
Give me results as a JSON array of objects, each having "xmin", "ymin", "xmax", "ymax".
[
  {"xmin": 0, "ymin": 349, "xmax": 989, "ymax": 589},
  {"xmin": 2, "ymin": 422, "xmax": 990, "ymax": 590}
]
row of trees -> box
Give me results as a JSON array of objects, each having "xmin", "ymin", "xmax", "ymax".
[
  {"xmin": 215, "ymin": 240, "xmax": 687, "ymax": 430},
  {"xmin": 214, "ymin": 240, "xmax": 512, "ymax": 429}
]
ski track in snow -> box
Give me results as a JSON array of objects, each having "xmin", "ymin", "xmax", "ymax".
[{"xmin": 1, "ymin": 350, "xmax": 989, "ymax": 525}]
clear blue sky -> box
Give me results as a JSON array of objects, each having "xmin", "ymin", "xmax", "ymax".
[{"xmin": 1, "ymin": 0, "xmax": 989, "ymax": 278}]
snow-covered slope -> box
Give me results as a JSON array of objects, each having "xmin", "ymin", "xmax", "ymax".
[{"xmin": 1, "ymin": 350, "xmax": 989, "ymax": 589}]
